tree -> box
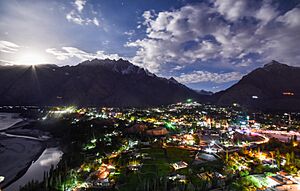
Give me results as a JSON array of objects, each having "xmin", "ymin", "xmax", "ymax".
[
  {"xmin": 240, "ymin": 170, "xmax": 249, "ymax": 177},
  {"xmin": 276, "ymin": 149, "xmax": 281, "ymax": 169},
  {"xmin": 225, "ymin": 150, "xmax": 229, "ymax": 163},
  {"xmin": 194, "ymin": 134, "xmax": 200, "ymax": 145},
  {"xmin": 186, "ymin": 182, "xmax": 195, "ymax": 191},
  {"xmin": 291, "ymin": 151, "xmax": 295, "ymax": 165},
  {"xmin": 286, "ymin": 153, "xmax": 291, "ymax": 166}
]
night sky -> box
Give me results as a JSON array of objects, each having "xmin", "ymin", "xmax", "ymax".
[{"xmin": 0, "ymin": 0, "xmax": 299, "ymax": 91}]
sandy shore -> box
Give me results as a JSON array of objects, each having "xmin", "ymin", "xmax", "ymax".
[{"xmin": 0, "ymin": 113, "xmax": 23, "ymax": 131}]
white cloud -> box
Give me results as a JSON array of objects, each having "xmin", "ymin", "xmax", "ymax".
[
  {"xmin": 172, "ymin": 65, "xmax": 184, "ymax": 71},
  {"xmin": 277, "ymin": 7, "xmax": 300, "ymax": 28},
  {"xmin": 213, "ymin": 0, "xmax": 247, "ymax": 21},
  {"xmin": 255, "ymin": 1, "xmax": 278, "ymax": 24},
  {"xmin": 74, "ymin": 0, "xmax": 86, "ymax": 13},
  {"xmin": 0, "ymin": 40, "xmax": 19, "ymax": 53},
  {"xmin": 142, "ymin": 10, "xmax": 153, "ymax": 25},
  {"xmin": 127, "ymin": 4, "xmax": 228, "ymax": 72},
  {"xmin": 128, "ymin": 2, "xmax": 300, "ymax": 73},
  {"xmin": 66, "ymin": 0, "xmax": 100, "ymax": 27},
  {"xmin": 127, "ymin": 4, "xmax": 218, "ymax": 72},
  {"xmin": 46, "ymin": 48, "xmax": 70, "ymax": 60},
  {"xmin": 66, "ymin": 11, "xmax": 85, "ymax": 25},
  {"xmin": 175, "ymin": 71, "xmax": 243, "ymax": 84},
  {"xmin": 124, "ymin": 30, "xmax": 135, "ymax": 36},
  {"xmin": 92, "ymin": 17, "xmax": 100, "ymax": 26},
  {"xmin": 46, "ymin": 47, "xmax": 121, "ymax": 61}
]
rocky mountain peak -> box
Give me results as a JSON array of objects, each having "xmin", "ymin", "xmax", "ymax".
[{"xmin": 263, "ymin": 60, "xmax": 289, "ymax": 69}]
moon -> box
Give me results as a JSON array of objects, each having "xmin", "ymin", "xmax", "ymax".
[{"xmin": 15, "ymin": 50, "xmax": 48, "ymax": 65}]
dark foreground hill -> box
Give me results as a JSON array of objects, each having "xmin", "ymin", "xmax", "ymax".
[
  {"xmin": 214, "ymin": 60, "xmax": 300, "ymax": 111},
  {"xmin": 0, "ymin": 59, "xmax": 202, "ymax": 107}
]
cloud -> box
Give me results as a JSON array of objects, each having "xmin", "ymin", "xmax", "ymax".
[
  {"xmin": 175, "ymin": 71, "xmax": 243, "ymax": 84},
  {"xmin": 172, "ymin": 65, "xmax": 184, "ymax": 71},
  {"xmin": 46, "ymin": 47, "xmax": 121, "ymax": 61},
  {"xmin": 213, "ymin": 0, "xmax": 247, "ymax": 21},
  {"xmin": 124, "ymin": 30, "xmax": 135, "ymax": 36},
  {"xmin": 0, "ymin": 40, "xmax": 19, "ymax": 53},
  {"xmin": 255, "ymin": 1, "xmax": 278, "ymax": 24},
  {"xmin": 92, "ymin": 17, "xmax": 100, "ymax": 26},
  {"xmin": 74, "ymin": 0, "xmax": 86, "ymax": 13},
  {"xmin": 66, "ymin": 11, "xmax": 85, "ymax": 25},
  {"xmin": 277, "ymin": 7, "xmax": 300, "ymax": 28},
  {"xmin": 66, "ymin": 0, "xmax": 100, "ymax": 26},
  {"xmin": 128, "ymin": 1, "xmax": 300, "ymax": 73},
  {"xmin": 126, "ymin": 4, "xmax": 227, "ymax": 72}
]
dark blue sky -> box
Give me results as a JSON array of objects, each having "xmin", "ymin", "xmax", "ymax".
[{"xmin": 0, "ymin": 0, "xmax": 299, "ymax": 91}]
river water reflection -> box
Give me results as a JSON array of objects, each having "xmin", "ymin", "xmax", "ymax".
[{"xmin": 5, "ymin": 147, "xmax": 63, "ymax": 191}]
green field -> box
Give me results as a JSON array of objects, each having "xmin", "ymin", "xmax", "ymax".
[{"xmin": 118, "ymin": 147, "xmax": 194, "ymax": 191}]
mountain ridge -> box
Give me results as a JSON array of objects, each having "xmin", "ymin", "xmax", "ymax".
[
  {"xmin": 0, "ymin": 59, "xmax": 204, "ymax": 107},
  {"xmin": 214, "ymin": 60, "xmax": 300, "ymax": 111},
  {"xmin": 1, "ymin": 59, "xmax": 299, "ymax": 111}
]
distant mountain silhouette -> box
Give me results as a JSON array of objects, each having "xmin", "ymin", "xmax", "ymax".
[
  {"xmin": 1, "ymin": 59, "xmax": 298, "ymax": 110},
  {"xmin": 0, "ymin": 59, "xmax": 202, "ymax": 107},
  {"xmin": 195, "ymin": 89, "xmax": 213, "ymax": 96},
  {"xmin": 214, "ymin": 60, "xmax": 300, "ymax": 111}
]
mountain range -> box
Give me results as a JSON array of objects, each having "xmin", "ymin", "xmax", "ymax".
[
  {"xmin": 0, "ymin": 59, "xmax": 299, "ymax": 111},
  {"xmin": 0, "ymin": 59, "xmax": 201, "ymax": 107},
  {"xmin": 215, "ymin": 60, "xmax": 300, "ymax": 111}
]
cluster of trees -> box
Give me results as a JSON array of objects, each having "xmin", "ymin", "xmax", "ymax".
[
  {"xmin": 229, "ymin": 175, "xmax": 266, "ymax": 191},
  {"xmin": 20, "ymin": 115, "xmax": 123, "ymax": 191},
  {"xmin": 283, "ymin": 150, "xmax": 299, "ymax": 174},
  {"xmin": 135, "ymin": 176, "xmax": 206, "ymax": 191},
  {"xmin": 21, "ymin": 154, "xmax": 81, "ymax": 191}
]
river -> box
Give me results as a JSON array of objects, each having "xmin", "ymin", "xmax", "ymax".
[
  {"xmin": 4, "ymin": 148, "xmax": 63, "ymax": 191},
  {"xmin": 0, "ymin": 112, "xmax": 63, "ymax": 191}
]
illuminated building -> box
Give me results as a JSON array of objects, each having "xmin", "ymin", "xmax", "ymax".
[
  {"xmin": 146, "ymin": 127, "xmax": 169, "ymax": 136},
  {"xmin": 171, "ymin": 161, "xmax": 188, "ymax": 170}
]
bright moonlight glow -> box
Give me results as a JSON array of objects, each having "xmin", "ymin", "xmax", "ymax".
[{"xmin": 15, "ymin": 50, "xmax": 48, "ymax": 65}]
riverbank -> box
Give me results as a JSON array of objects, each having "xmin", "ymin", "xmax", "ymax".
[
  {"xmin": 4, "ymin": 147, "xmax": 63, "ymax": 191},
  {"xmin": 0, "ymin": 113, "xmax": 24, "ymax": 131},
  {"xmin": 0, "ymin": 113, "xmax": 61, "ymax": 190}
]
